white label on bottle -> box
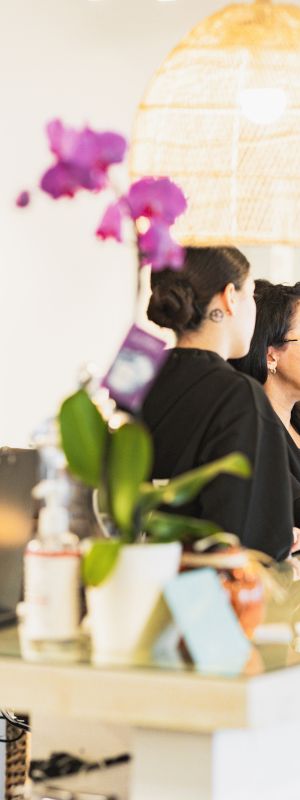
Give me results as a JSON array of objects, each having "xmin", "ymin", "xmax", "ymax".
[{"xmin": 24, "ymin": 552, "xmax": 80, "ymax": 640}]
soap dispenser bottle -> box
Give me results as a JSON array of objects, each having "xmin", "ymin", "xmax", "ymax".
[{"xmin": 22, "ymin": 477, "xmax": 81, "ymax": 662}]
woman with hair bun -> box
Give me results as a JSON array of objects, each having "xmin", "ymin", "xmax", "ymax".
[
  {"xmin": 232, "ymin": 279, "xmax": 300, "ymax": 533},
  {"xmin": 142, "ymin": 247, "xmax": 294, "ymax": 561}
]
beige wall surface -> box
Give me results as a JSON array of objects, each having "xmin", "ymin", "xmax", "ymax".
[{"xmin": 1, "ymin": 0, "xmax": 300, "ymax": 444}]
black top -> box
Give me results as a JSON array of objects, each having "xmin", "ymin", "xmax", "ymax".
[
  {"xmin": 142, "ymin": 348, "xmax": 293, "ymax": 561},
  {"xmin": 282, "ymin": 425, "xmax": 300, "ymax": 528}
]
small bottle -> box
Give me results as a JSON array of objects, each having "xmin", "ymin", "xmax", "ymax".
[{"xmin": 22, "ymin": 478, "xmax": 81, "ymax": 662}]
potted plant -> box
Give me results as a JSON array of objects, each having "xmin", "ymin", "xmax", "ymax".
[
  {"xmin": 18, "ymin": 118, "xmax": 252, "ymax": 663},
  {"xmin": 59, "ymin": 388, "xmax": 250, "ymax": 664}
]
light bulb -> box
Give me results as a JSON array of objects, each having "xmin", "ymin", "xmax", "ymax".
[{"xmin": 238, "ymin": 88, "xmax": 287, "ymax": 125}]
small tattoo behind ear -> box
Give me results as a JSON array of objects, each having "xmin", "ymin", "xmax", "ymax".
[{"xmin": 209, "ymin": 308, "xmax": 224, "ymax": 322}]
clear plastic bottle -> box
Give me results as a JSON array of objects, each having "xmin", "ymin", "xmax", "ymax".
[{"xmin": 22, "ymin": 478, "xmax": 81, "ymax": 663}]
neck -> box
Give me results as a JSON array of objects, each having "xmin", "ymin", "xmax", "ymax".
[
  {"xmin": 264, "ymin": 376, "xmax": 296, "ymax": 430},
  {"xmin": 177, "ymin": 324, "xmax": 231, "ymax": 360}
]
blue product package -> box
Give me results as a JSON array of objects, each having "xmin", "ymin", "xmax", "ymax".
[
  {"xmin": 164, "ymin": 568, "xmax": 251, "ymax": 677},
  {"xmin": 101, "ymin": 324, "xmax": 168, "ymax": 411}
]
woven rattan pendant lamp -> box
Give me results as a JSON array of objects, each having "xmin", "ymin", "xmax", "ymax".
[{"xmin": 130, "ymin": 0, "xmax": 300, "ymax": 246}]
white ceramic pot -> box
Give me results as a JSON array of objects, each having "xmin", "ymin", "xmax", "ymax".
[{"xmin": 86, "ymin": 541, "xmax": 181, "ymax": 665}]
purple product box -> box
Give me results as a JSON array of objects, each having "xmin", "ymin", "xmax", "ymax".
[{"xmin": 101, "ymin": 324, "xmax": 168, "ymax": 412}]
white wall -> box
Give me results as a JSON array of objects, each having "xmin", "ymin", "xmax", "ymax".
[
  {"xmin": 1, "ymin": 0, "xmax": 300, "ymax": 444},
  {"xmin": 0, "ymin": 0, "xmax": 224, "ymax": 444}
]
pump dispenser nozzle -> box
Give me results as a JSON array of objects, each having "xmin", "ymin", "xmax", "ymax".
[{"xmin": 33, "ymin": 478, "xmax": 70, "ymax": 539}]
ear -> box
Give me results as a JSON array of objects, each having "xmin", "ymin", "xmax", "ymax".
[
  {"xmin": 267, "ymin": 346, "xmax": 279, "ymax": 372},
  {"xmin": 222, "ymin": 283, "xmax": 236, "ymax": 316}
]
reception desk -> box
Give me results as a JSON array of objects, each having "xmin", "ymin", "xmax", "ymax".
[{"xmin": 0, "ymin": 625, "xmax": 300, "ymax": 800}]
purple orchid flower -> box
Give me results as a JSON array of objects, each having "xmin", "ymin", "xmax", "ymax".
[
  {"xmin": 40, "ymin": 162, "xmax": 90, "ymax": 199},
  {"xmin": 95, "ymin": 177, "xmax": 186, "ymax": 270},
  {"xmin": 96, "ymin": 200, "xmax": 125, "ymax": 242},
  {"xmin": 16, "ymin": 190, "xmax": 30, "ymax": 208},
  {"xmin": 138, "ymin": 220, "xmax": 185, "ymax": 271},
  {"xmin": 47, "ymin": 120, "xmax": 126, "ymax": 169},
  {"xmin": 46, "ymin": 119, "xmax": 80, "ymax": 162},
  {"xmin": 41, "ymin": 119, "xmax": 127, "ymax": 199},
  {"xmin": 126, "ymin": 177, "xmax": 187, "ymax": 225},
  {"xmin": 17, "ymin": 117, "xmax": 187, "ymax": 273},
  {"xmin": 40, "ymin": 160, "xmax": 109, "ymax": 199}
]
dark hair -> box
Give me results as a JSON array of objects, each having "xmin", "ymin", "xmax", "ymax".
[
  {"xmin": 147, "ymin": 247, "xmax": 250, "ymax": 335},
  {"xmin": 232, "ymin": 279, "xmax": 300, "ymax": 384}
]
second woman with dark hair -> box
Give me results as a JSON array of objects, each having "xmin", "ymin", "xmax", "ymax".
[
  {"xmin": 142, "ymin": 247, "xmax": 293, "ymax": 561},
  {"xmin": 232, "ymin": 279, "xmax": 300, "ymax": 535}
]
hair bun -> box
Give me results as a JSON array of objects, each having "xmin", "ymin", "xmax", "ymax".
[{"xmin": 147, "ymin": 282, "xmax": 198, "ymax": 331}]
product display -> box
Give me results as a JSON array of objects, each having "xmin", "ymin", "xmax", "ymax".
[{"xmin": 22, "ymin": 476, "xmax": 81, "ymax": 663}]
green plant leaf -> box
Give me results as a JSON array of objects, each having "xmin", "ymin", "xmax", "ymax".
[
  {"xmin": 59, "ymin": 389, "xmax": 108, "ymax": 488},
  {"xmin": 82, "ymin": 539, "xmax": 122, "ymax": 586},
  {"xmin": 138, "ymin": 452, "xmax": 251, "ymax": 511},
  {"xmin": 143, "ymin": 511, "xmax": 221, "ymax": 542},
  {"xmin": 107, "ymin": 421, "xmax": 153, "ymax": 538}
]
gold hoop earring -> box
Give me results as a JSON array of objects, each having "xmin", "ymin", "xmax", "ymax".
[{"xmin": 268, "ymin": 365, "xmax": 277, "ymax": 375}]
